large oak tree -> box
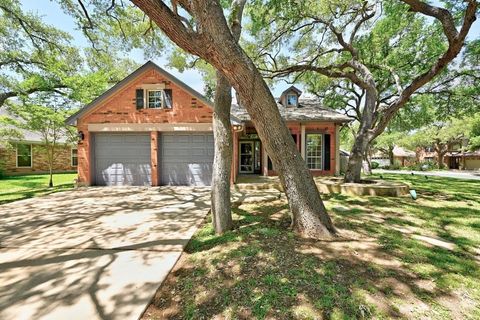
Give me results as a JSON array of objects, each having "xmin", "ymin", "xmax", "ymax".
[{"xmin": 247, "ymin": 0, "xmax": 477, "ymax": 182}]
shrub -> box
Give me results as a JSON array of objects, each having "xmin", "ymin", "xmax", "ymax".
[{"xmin": 371, "ymin": 161, "xmax": 380, "ymax": 169}]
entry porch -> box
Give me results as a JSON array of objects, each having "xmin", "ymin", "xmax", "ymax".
[{"xmin": 231, "ymin": 122, "xmax": 340, "ymax": 183}]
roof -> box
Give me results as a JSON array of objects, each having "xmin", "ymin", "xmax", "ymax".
[
  {"xmin": 231, "ymin": 97, "xmax": 352, "ymax": 123},
  {"xmin": 66, "ymin": 61, "xmax": 215, "ymax": 125},
  {"xmin": 393, "ymin": 146, "xmax": 416, "ymax": 157},
  {"xmin": 372, "ymin": 146, "xmax": 416, "ymax": 158},
  {"xmin": 0, "ymin": 107, "xmax": 70, "ymax": 144},
  {"xmin": 446, "ymin": 150, "xmax": 480, "ymax": 157}
]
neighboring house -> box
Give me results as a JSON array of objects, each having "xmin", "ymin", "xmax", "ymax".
[
  {"xmin": 66, "ymin": 61, "xmax": 351, "ymax": 187},
  {"xmin": 444, "ymin": 151, "xmax": 480, "ymax": 170},
  {"xmin": 417, "ymin": 141, "xmax": 480, "ymax": 170},
  {"xmin": 371, "ymin": 146, "xmax": 416, "ymax": 167},
  {"xmin": 0, "ymin": 109, "xmax": 77, "ymax": 175}
]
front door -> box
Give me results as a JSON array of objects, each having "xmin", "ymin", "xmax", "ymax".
[{"xmin": 239, "ymin": 141, "xmax": 254, "ymax": 173}]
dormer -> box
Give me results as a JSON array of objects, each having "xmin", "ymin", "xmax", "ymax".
[{"xmin": 279, "ymin": 86, "xmax": 302, "ymax": 108}]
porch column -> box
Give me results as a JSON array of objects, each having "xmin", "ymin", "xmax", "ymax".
[
  {"xmin": 150, "ymin": 131, "xmax": 159, "ymax": 186},
  {"xmin": 335, "ymin": 124, "xmax": 340, "ymax": 175},
  {"xmin": 262, "ymin": 146, "xmax": 268, "ymax": 176},
  {"xmin": 232, "ymin": 130, "xmax": 238, "ymax": 183},
  {"xmin": 300, "ymin": 124, "xmax": 306, "ymax": 159}
]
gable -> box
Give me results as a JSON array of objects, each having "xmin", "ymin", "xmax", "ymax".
[{"xmin": 67, "ymin": 61, "xmax": 214, "ymax": 126}]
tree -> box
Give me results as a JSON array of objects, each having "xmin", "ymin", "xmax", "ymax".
[
  {"xmin": 7, "ymin": 95, "xmax": 76, "ymax": 186},
  {"xmin": 247, "ymin": 0, "xmax": 477, "ymax": 182},
  {"xmin": 403, "ymin": 117, "xmax": 473, "ymax": 169},
  {"xmin": 64, "ymin": 0, "xmax": 336, "ymax": 238},
  {"xmin": 211, "ymin": 0, "xmax": 246, "ymax": 234},
  {"xmin": 0, "ymin": 0, "xmax": 138, "ymax": 107}
]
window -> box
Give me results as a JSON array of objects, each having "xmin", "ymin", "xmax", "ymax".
[
  {"xmin": 17, "ymin": 144, "xmax": 32, "ymax": 167},
  {"xmin": 146, "ymin": 89, "xmax": 173, "ymax": 109},
  {"xmin": 286, "ymin": 94, "xmax": 298, "ymax": 107},
  {"xmin": 71, "ymin": 148, "xmax": 78, "ymax": 167},
  {"xmin": 148, "ymin": 90, "xmax": 163, "ymax": 108},
  {"xmin": 305, "ymin": 133, "xmax": 323, "ymax": 170}
]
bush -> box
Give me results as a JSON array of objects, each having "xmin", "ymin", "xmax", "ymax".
[{"xmin": 371, "ymin": 161, "xmax": 380, "ymax": 169}]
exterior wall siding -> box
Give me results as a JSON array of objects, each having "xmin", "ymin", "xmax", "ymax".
[
  {"xmin": 76, "ymin": 68, "xmax": 213, "ymax": 185},
  {"xmin": 1, "ymin": 144, "xmax": 77, "ymax": 175}
]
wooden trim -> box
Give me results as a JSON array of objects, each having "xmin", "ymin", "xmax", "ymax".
[{"xmin": 87, "ymin": 123, "xmax": 213, "ymax": 132}]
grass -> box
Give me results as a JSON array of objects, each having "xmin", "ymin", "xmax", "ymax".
[
  {"xmin": 143, "ymin": 174, "xmax": 480, "ymax": 320},
  {"xmin": 0, "ymin": 173, "xmax": 77, "ymax": 204}
]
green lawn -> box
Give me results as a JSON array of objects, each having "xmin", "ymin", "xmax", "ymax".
[
  {"xmin": 143, "ymin": 174, "xmax": 480, "ymax": 320},
  {"xmin": 0, "ymin": 173, "xmax": 77, "ymax": 204}
]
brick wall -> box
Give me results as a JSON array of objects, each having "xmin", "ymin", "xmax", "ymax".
[
  {"xmin": 76, "ymin": 67, "xmax": 214, "ymax": 185},
  {"xmin": 1, "ymin": 144, "xmax": 77, "ymax": 175}
]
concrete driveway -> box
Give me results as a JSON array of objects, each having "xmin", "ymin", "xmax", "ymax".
[{"xmin": 0, "ymin": 187, "xmax": 210, "ymax": 320}]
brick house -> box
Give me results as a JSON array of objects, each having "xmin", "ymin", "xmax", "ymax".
[
  {"xmin": 66, "ymin": 61, "xmax": 351, "ymax": 186},
  {"xmin": 0, "ymin": 115, "xmax": 77, "ymax": 175}
]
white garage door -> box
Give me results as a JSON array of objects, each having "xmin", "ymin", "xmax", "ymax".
[
  {"xmin": 93, "ymin": 133, "xmax": 151, "ymax": 186},
  {"xmin": 160, "ymin": 133, "xmax": 214, "ymax": 186}
]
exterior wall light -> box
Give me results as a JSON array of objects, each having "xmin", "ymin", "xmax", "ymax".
[
  {"xmin": 233, "ymin": 125, "xmax": 244, "ymax": 132},
  {"xmin": 78, "ymin": 131, "xmax": 85, "ymax": 141}
]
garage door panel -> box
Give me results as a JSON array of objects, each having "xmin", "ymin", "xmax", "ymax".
[
  {"xmin": 160, "ymin": 133, "xmax": 214, "ymax": 186},
  {"xmin": 94, "ymin": 133, "xmax": 151, "ymax": 186}
]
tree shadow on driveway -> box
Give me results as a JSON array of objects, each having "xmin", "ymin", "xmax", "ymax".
[{"xmin": 0, "ymin": 186, "xmax": 210, "ymax": 320}]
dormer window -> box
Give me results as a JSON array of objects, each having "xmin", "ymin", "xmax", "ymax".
[
  {"xmin": 279, "ymin": 85, "xmax": 302, "ymax": 108},
  {"xmin": 286, "ymin": 94, "xmax": 298, "ymax": 107}
]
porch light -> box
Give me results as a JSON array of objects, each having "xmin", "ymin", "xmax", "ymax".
[
  {"xmin": 78, "ymin": 131, "xmax": 85, "ymax": 141},
  {"xmin": 233, "ymin": 124, "xmax": 244, "ymax": 132}
]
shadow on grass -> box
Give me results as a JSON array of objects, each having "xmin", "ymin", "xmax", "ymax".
[
  {"xmin": 145, "ymin": 175, "xmax": 480, "ymax": 319},
  {"xmin": 0, "ymin": 184, "xmax": 74, "ymax": 205}
]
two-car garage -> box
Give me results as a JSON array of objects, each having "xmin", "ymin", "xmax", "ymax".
[{"xmin": 92, "ymin": 132, "xmax": 214, "ymax": 187}]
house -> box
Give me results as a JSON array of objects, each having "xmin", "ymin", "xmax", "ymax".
[
  {"xmin": 0, "ymin": 108, "xmax": 77, "ymax": 175},
  {"xmin": 371, "ymin": 146, "xmax": 416, "ymax": 167},
  {"xmin": 417, "ymin": 141, "xmax": 480, "ymax": 170},
  {"xmin": 444, "ymin": 151, "xmax": 480, "ymax": 170},
  {"xmin": 66, "ymin": 61, "xmax": 351, "ymax": 187}
]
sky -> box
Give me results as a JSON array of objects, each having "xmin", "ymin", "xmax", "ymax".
[{"xmin": 20, "ymin": 0, "xmax": 480, "ymax": 98}]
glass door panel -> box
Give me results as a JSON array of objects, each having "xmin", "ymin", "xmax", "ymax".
[{"xmin": 239, "ymin": 141, "xmax": 254, "ymax": 173}]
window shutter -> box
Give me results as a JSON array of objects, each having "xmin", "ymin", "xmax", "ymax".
[
  {"xmin": 135, "ymin": 89, "xmax": 144, "ymax": 109},
  {"xmin": 323, "ymin": 134, "xmax": 331, "ymax": 171},
  {"xmin": 164, "ymin": 89, "xmax": 173, "ymax": 108}
]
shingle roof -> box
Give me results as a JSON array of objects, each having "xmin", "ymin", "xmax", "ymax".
[
  {"xmin": 0, "ymin": 107, "xmax": 70, "ymax": 144},
  {"xmin": 231, "ymin": 97, "xmax": 352, "ymax": 123}
]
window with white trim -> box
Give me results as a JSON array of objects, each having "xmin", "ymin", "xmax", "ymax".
[
  {"xmin": 305, "ymin": 133, "xmax": 322, "ymax": 170},
  {"xmin": 71, "ymin": 148, "xmax": 78, "ymax": 167},
  {"xmin": 17, "ymin": 144, "xmax": 32, "ymax": 167},
  {"xmin": 147, "ymin": 90, "xmax": 163, "ymax": 108}
]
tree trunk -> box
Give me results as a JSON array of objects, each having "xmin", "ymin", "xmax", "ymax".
[
  {"xmin": 437, "ymin": 152, "xmax": 446, "ymax": 169},
  {"xmin": 211, "ymin": 72, "xmax": 233, "ymax": 234},
  {"xmin": 363, "ymin": 151, "xmax": 372, "ymax": 176},
  {"xmin": 345, "ymin": 88, "xmax": 377, "ymax": 183},
  {"xmin": 131, "ymin": 0, "xmax": 336, "ymax": 239},
  {"xmin": 49, "ymin": 167, "xmax": 53, "ymax": 187},
  {"xmin": 388, "ymin": 146, "xmax": 395, "ymax": 166}
]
